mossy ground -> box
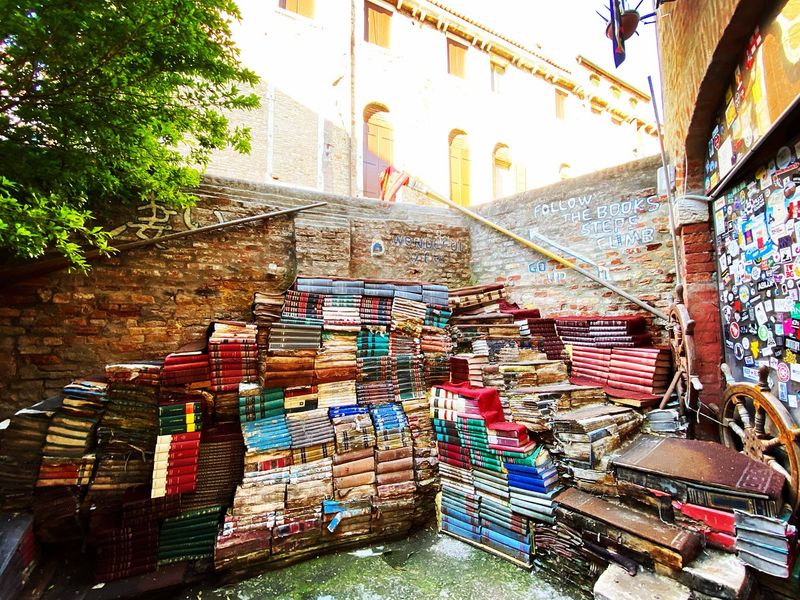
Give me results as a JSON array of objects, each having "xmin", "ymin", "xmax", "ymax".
[{"xmin": 176, "ymin": 525, "xmax": 582, "ymax": 600}]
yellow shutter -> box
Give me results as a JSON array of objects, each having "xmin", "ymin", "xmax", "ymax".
[
  {"xmin": 449, "ymin": 134, "xmax": 470, "ymax": 206},
  {"xmin": 365, "ymin": 2, "xmax": 391, "ymax": 47}
]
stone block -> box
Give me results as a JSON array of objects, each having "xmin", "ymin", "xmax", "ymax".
[{"xmin": 593, "ymin": 564, "xmax": 691, "ymax": 600}]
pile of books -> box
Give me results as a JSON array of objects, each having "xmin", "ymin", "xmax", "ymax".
[
  {"xmin": 734, "ymin": 510, "xmax": 798, "ymax": 578},
  {"xmin": 208, "ymin": 322, "xmax": 258, "ymax": 392}
]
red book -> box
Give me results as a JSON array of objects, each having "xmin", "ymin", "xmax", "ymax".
[{"xmin": 610, "ymin": 372, "xmax": 670, "ymax": 386}]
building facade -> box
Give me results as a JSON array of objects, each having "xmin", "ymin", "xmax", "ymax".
[{"xmin": 206, "ymin": 0, "xmax": 659, "ymax": 205}]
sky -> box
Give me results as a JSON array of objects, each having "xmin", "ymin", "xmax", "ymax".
[{"xmin": 446, "ymin": 0, "xmax": 663, "ymax": 108}]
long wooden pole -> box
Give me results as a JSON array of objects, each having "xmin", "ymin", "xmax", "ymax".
[
  {"xmin": 408, "ymin": 179, "xmax": 669, "ymax": 321},
  {"xmin": 1, "ymin": 201, "xmax": 328, "ymax": 286}
]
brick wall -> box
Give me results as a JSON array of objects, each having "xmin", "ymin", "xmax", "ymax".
[
  {"xmin": 470, "ymin": 155, "xmax": 674, "ymax": 340},
  {"xmin": 0, "ymin": 178, "xmax": 471, "ymax": 418}
]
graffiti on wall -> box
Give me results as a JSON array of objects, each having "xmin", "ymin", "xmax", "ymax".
[{"xmin": 391, "ymin": 234, "xmax": 465, "ymax": 265}]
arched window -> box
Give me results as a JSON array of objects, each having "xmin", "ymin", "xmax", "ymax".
[
  {"xmin": 363, "ymin": 104, "xmax": 393, "ymax": 198},
  {"xmin": 449, "ymin": 130, "xmax": 470, "ymax": 206},
  {"xmin": 493, "ymin": 144, "xmax": 512, "ymax": 200}
]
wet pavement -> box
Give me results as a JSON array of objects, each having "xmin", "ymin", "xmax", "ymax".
[{"xmin": 173, "ymin": 525, "xmax": 583, "ymax": 600}]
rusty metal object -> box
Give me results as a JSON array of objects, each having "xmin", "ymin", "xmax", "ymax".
[
  {"xmin": 719, "ymin": 365, "xmax": 800, "ymax": 511},
  {"xmin": 660, "ymin": 286, "xmax": 703, "ymax": 438}
]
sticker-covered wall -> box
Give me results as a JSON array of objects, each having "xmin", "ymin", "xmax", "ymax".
[
  {"xmin": 0, "ymin": 178, "xmax": 471, "ymax": 419},
  {"xmin": 470, "ymin": 156, "xmax": 673, "ymax": 334},
  {"xmin": 714, "ymin": 136, "xmax": 800, "ymax": 421}
]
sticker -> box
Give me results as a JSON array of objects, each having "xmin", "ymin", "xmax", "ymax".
[
  {"xmin": 743, "ymin": 366, "xmax": 759, "ymax": 381},
  {"xmin": 786, "ymin": 349, "xmax": 797, "ymax": 364},
  {"xmin": 777, "ymin": 362, "xmax": 791, "ymax": 382},
  {"xmin": 791, "ymin": 363, "xmax": 800, "ymax": 382},
  {"xmin": 755, "ymin": 303, "xmax": 769, "ymax": 325},
  {"xmin": 777, "ymin": 146, "xmax": 792, "ymax": 169},
  {"xmin": 730, "ymin": 322, "xmax": 741, "ymax": 339},
  {"xmin": 758, "ymin": 325, "xmax": 769, "ymax": 341},
  {"xmin": 791, "ymin": 394, "xmax": 799, "ymax": 409},
  {"xmin": 787, "ymin": 338, "xmax": 800, "ymax": 352},
  {"xmin": 735, "ymin": 344, "xmax": 746, "ymax": 361},
  {"xmin": 739, "ymin": 285, "xmax": 751, "ymax": 303},
  {"xmin": 779, "ymin": 382, "xmax": 788, "ymax": 402},
  {"xmin": 751, "ymin": 340, "xmax": 760, "ymax": 358},
  {"xmin": 775, "ymin": 298, "xmax": 792, "ymax": 313}
]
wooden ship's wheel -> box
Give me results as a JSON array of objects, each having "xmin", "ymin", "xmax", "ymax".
[
  {"xmin": 719, "ymin": 365, "xmax": 800, "ymax": 511},
  {"xmin": 660, "ymin": 285, "xmax": 703, "ymax": 435}
]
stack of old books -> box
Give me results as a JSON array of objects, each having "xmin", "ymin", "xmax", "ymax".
[
  {"xmin": 449, "ymin": 283, "xmax": 505, "ymax": 314},
  {"xmin": 422, "ymin": 283, "xmax": 449, "ymax": 308},
  {"xmin": 322, "ymin": 295, "xmax": 361, "ymax": 331},
  {"xmin": 606, "ymin": 346, "xmax": 671, "ymax": 400},
  {"xmin": 363, "ymin": 280, "xmax": 395, "ymax": 298},
  {"xmin": 329, "ymin": 405, "xmax": 375, "ymax": 454},
  {"xmin": 322, "ymin": 497, "xmax": 372, "ymax": 540},
  {"xmin": 390, "ymin": 297, "xmax": 427, "ymax": 337},
  {"xmin": 478, "ymin": 495, "xmax": 532, "ymax": 566},
  {"xmin": 239, "ymin": 384, "xmax": 284, "ymax": 422},
  {"xmin": 282, "ymin": 289, "xmax": 324, "ymax": 326},
  {"xmin": 105, "ymin": 362, "xmax": 162, "ymax": 387},
  {"xmin": 157, "ymin": 505, "xmax": 223, "ymax": 565},
  {"xmin": 569, "ymin": 345, "xmax": 611, "ymax": 385},
  {"xmin": 376, "ymin": 446, "xmax": 414, "ymax": 498},
  {"xmin": 317, "ymin": 380, "xmax": 357, "ymax": 408},
  {"xmin": 262, "ymin": 351, "xmax": 316, "ymax": 388},
  {"xmin": 331, "ymin": 446, "xmax": 375, "ymax": 501},
  {"xmin": 556, "ymin": 315, "xmax": 650, "ymax": 348},
  {"xmin": 503, "ymin": 446, "xmax": 560, "ymax": 524},
  {"xmin": 315, "ymin": 332, "xmax": 357, "ymax": 383},
  {"xmin": 90, "ymin": 366, "xmax": 160, "ymax": 505},
  {"xmin": 93, "ymin": 492, "xmax": 181, "ymax": 582},
  {"xmin": 394, "ymin": 283, "xmax": 424, "ymax": 302},
  {"xmin": 359, "ymin": 296, "xmax": 393, "ymax": 328},
  {"xmin": 241, "ymin": 411, "xmax": 290, "ymax": 454},
  {"xmin": 276, "ymin": 458, "xmax": 332, "ymax": 554},
  {"xmin": 423, "ymin": 352, "xmax": 450, "ymax": 385},
  {"xmin": 517, "ymin": 317, "xmax": 564, "ymax": 360},
  {"xmin": 612, "ymin": 435, "xmax": 785, "ymax": 518},
  {"xmin": 734, "ymin": 511, "xmax": 797, "ymax": 578},
  {"xmin": 394, "ymin": 354, "xmax": 426, "ymax": 402},
  {"xmin": 499, "ymin": 360, "xmax": 568, "ymax": 389},
  {"xmin": 420, "ymin": 329, "xmax": 451, "ymax": 354},
  {"xmin": 252, "ymin": 290, "xmax": 284, "ymax": 329},
  {"xmin": 208, "ymin": 321, "xmax": 258, "ymax": 392},
  {"xmin": 0, "ymin": 401, "xmax": 55, "ymax": 511},
  {"xmin": 182, "ymin": 425, "xmax": 244, "ymax": 511},
  {"xmin": 286, "ymin": 409, "xmax": 335, "ymax": 464},
  {"xmin": 450, "ymin": 354, "xmax": 488, "ymax": 387},
  {"xmin": 439, "ymin": 484, "xmax": 481, "ymax": 545},
  {"xmin": 389, "ymin": 332, "xmax": 419, "ymax": 356},
  {"xmin": 371, "ymin": 403, "xmax": 411, "ymax": 453},
  {"xmin": 356, "ymin": 330, "xmax": 389, "ymax": 357},
  {"xmin": 401, "ymin": 398, "xmax": 438, "ymax": 490},
  {"xmin": 556, "ymin": 487, "xmax": 702, "ymax": 571},
  {"xmin": 38, "ymin": 379, "xmax": 107, "ymax": 486},
  {"xmin": 425, "ymin": 305, "xmax": 452, "ymax": 328},
  {"xmin": 161, "ymin": 343, "xmax": 210, "ymax": 388},
  {"xmin": 283, "ymin": 385, "xmax": 319, "ymax": 413},
  {"xmin": 552, "ymin": 404, "xmax": 642, "ymax": 491},
  {"xmin": 155, "ymin": 393, "xmax": 203, "ymax": 492},
  {"xmin": 0, "ymin": 513, "xmax": 38, "ymax": 598},
  {"xmin": 268, "ymin": 323, "xmax": 322, "ymax": 351}
]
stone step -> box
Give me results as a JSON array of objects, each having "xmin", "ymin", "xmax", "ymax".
[{"xmin": 593, "ymin": 564, "xmax": 691, "ymax": 600}]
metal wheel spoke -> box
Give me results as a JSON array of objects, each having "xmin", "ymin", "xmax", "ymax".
[
  {"xmin": 755, "ymin": 407, "xmax": 766, "ymax": 436},
  {"xmin": 727, "ymin": 421, "xmax": 745, "ymax": 440},
  {"xmin": 762, "ymin": 436, "xmax": 783, "ymax": 451},
  {"xmin": 734, "ymin": 401, "xmax": 752, "ymax": 429}
]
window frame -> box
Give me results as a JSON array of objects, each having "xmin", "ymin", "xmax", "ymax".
[{"xmin": 364, "ymin": 1, "xmax": 391, "ymax": 48}]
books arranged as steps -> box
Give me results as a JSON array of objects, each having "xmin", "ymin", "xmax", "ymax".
[
  {"xmin": 556, "ymin": 315, "xmax": 651, "ymax": 348},
  {"xmin": 734, "ymin": 510, "xmax": 798, "ymax": 578},
  {"xmin": 517, "ymin": 317, "xmax": 564, "ymax": 360},
  {"xmin": 606, "ymin": 347, "xmax": 672, "ymax": 398},
  {"xmin": 282, "ymin": 289, "xmax": 324, "ymax": 325},
  {"xmin": 252, "ymin": 291, "xmax": 284, "ymax": 323},
  {"xmin": 645, "ymin": 408, "xmax": 687, "ymax": 435},
  {"xmin": 450, "ymin": 354, "xmax": 489, "ymax": 387},
  {"xmin": 448, "ymin": 283, "xmax": 506, "ymax": 314},
  {"xmin": 162, "ymin": 341, "xmax": 210, "ymax": 388},
  {"xmin": 322, "ymin": 295, "xmax": 361, "ymax": 331},
  {"xmin": 556, "ymin": 487, "xmax": 703, "ymax": 570},
  {"xmin": 499, "ymin": 360, "xmax": 568, "ymax": 389},
  {"xmin": 552, "ymin": 404, "xmax": 643, "ymax": 470},
  {"xmin": 208, "ymin": 322, "xmax": 258, "ymax": 392},
  {"xmin": 612, "ymin": 435, "xmax": 785, "ymax": 517},
  {"xmin": 570, "ymin": 346, "xmax": 611, "ymax": 385},
  {"xmin": 268, "ymin": 322, "xmax": 322, "ymax": 351}
]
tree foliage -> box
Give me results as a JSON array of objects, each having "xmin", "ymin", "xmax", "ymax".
[{"xmin": 0, "ymin": 0, "xmax": 259, "ymax": 268}]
